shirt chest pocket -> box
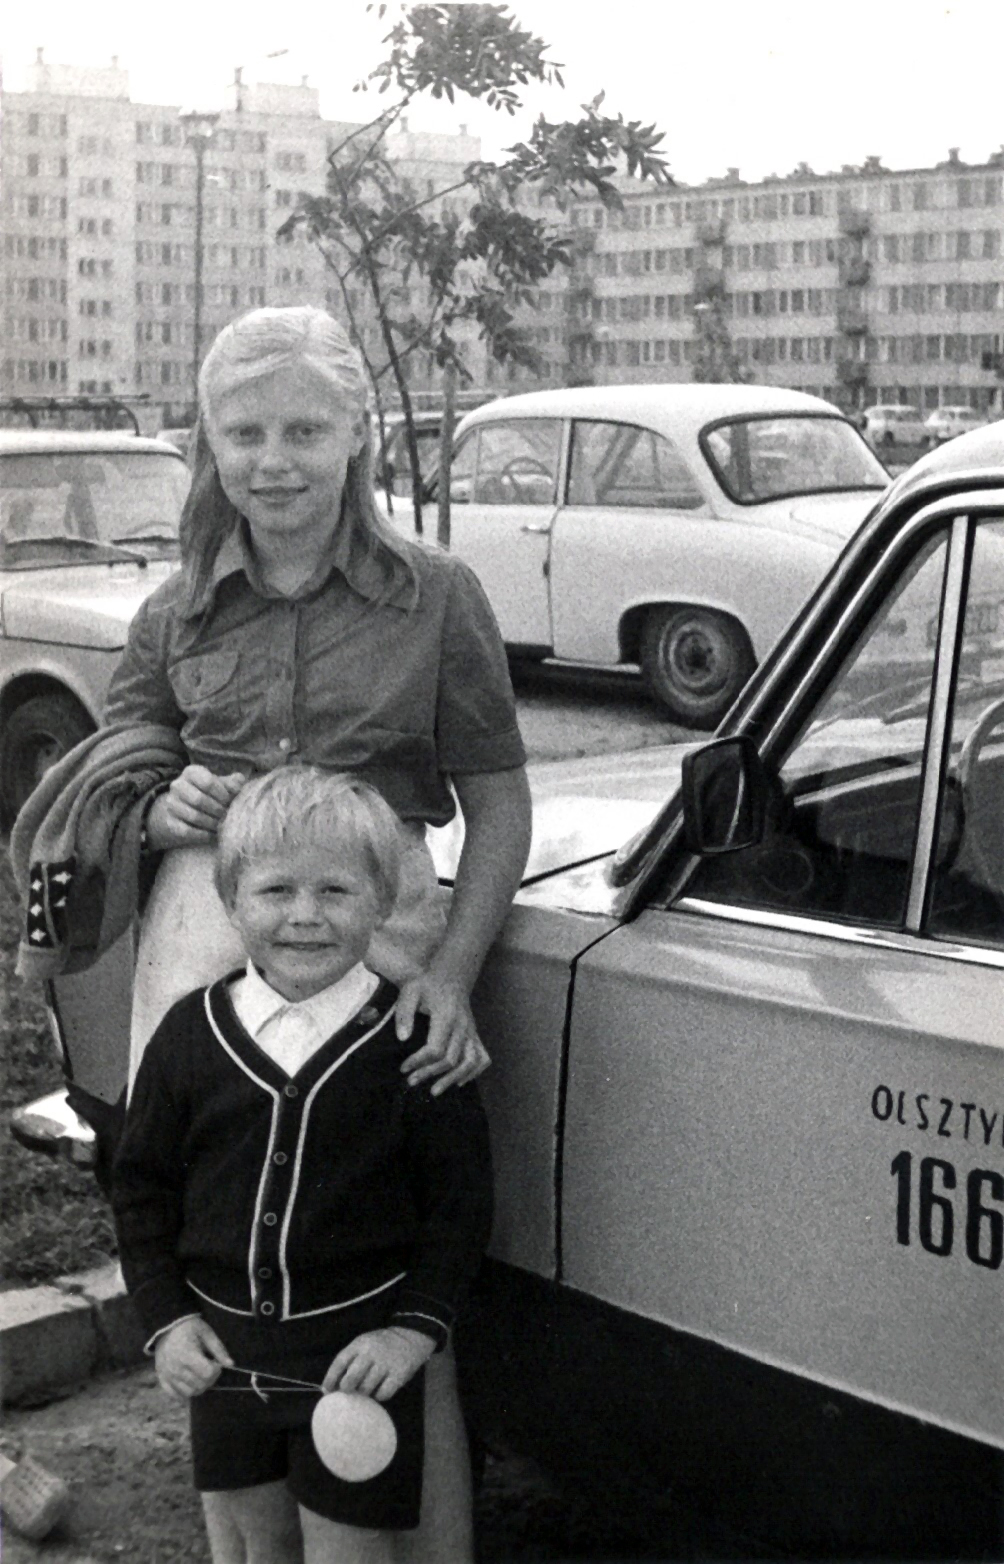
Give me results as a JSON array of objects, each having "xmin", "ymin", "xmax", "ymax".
[{"xmin": 170, "ymin": 646, "xmax": 242, "ymax": 716}]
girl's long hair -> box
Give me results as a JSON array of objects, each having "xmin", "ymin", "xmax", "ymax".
[{"xmin": 178, "ymin": 307, "xmax": 419, "ymax": 614}]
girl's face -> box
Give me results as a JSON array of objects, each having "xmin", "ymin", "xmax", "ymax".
[{"xmin": 207, "ymin": 361, "xmax": 365, "ymax": 560}]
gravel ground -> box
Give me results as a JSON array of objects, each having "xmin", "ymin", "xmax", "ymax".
[{"xmin": 0, "ymin": 1366, "xmax": 654, "ymax": 1564}]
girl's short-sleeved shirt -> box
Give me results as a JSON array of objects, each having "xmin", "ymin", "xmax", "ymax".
[{"xmin": 103, "ymin": 524, "xmax": 526, "ymax": 827}]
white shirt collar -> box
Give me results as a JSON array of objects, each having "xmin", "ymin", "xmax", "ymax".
[{"xmin": 235, "ymin": 960, "xmax": 380, "ymax": 1042}]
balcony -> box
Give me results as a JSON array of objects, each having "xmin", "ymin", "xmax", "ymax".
[
  {"xmin": 838, "ymin": 206, "xmax": 871, "ymax": 238},
  {"xmin": 837, "ymin": 303, "xmax": 868, "ymax": 335},
  {"xmin": 697, "ymin": 218, "xmax": 726, "ymax": 246},
  {"xmin": 837, "ymin": 358, "xmax": 870, "ymax": 387},
  {"xmin": 841, "ymin": 257, "xmax": 871, "ymax": 288}
]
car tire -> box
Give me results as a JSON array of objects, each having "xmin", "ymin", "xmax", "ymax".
[
  {"xmin": 882, "ymin": 430, "xmax": 895, "ymax": 447},
  {"xmin": 640, "ymin": 606, "xmax": 755, "ymax": 730},
  {"xmin": 0, "ymin": 693, "xmax": 95, "ymax": 824}
]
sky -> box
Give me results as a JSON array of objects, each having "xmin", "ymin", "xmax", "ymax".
[{"xmin": 2, "ymin": 1, "xmax": 1003, "ymax": 187}]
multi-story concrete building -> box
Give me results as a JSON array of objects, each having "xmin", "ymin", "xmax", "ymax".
[
  {"xmin": 5, "ymin": 56, "xmax": 1002, "ymax": 421},
  {"xmin": 0, "ymin": 55, "xmax": 483, "ymax": 425},
  {"xmin": 529, "ymin": 150, "xmax": 1004, "ymax": 414}
]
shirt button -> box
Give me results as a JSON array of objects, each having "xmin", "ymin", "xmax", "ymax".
[
  {"xmin": 273, "ymin": 1151, "xmax": 288, "ymax": 1166},
  {"xmin": 263, "ymin": 1212, "xmax": 278, "ymax": 1227},
  {"xmin": 258, "ymin": 1266, "xmax": 272, "ymax": 1279},
  {"xmin": 278, "ymin": 738, "xmax": 292, "ymax": 752},
  {"xmin": 259, "ymin": 1301, "xmax": 275, "ymax": 1317},
  {"xmin": 284, "ymin": 1083, "xmax": 299, "ymax": 1099}
]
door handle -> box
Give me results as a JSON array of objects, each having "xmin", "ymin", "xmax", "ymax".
[{"xmin": 520, "ymin": 522, "xmax": 552, "ymax": 534}]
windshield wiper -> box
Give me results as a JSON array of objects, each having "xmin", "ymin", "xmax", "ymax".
[
  {"xmin": 1, "ymin": 535, "xmax": 147, "ymax": 565},
  {"xmin": 112, "ymin": 531, "xmax": 178, "ymax": 545}
]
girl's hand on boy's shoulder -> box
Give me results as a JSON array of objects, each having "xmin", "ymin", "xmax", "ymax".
[
  {"xmin": 146, "ymin": 765, "xmax": 246, "ymax": 852},
  {"xmin": 154, "ymin": 1315, "xmax": 233, "ymax": 1400},
  {"xmin": 396, "ymin": 972, "xmax": 489, "ymax": 1095},
  {"xmin": 322, "ymin": 1327, "xmax": 434, "ymax": 1401}
]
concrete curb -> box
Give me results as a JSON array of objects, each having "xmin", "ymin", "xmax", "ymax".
[{"xmin": 0, "ymin": 1263, "xmax": 146, "ymax": 1406}]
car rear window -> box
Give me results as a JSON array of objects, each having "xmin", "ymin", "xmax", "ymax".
[
  {"xmin": 566, "ymin": 420, "xmax": 704, "ymax": 510},
  {"xmin": 0, "ymin": 450, "xmax": 189, "ymax": 567},
  {"xmin": 702, "ymin": 414, "xmax": 888, "ymax": 504}
]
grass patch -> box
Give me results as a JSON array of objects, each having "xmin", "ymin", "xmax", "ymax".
[{"xmin": 0, "ymin": 850, "xmax": 116, "ymax": 1285}]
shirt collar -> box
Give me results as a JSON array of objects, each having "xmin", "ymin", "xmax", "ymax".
[
  {"xmin": 187, "ymin": 513, "xmax": 397, "ymax": 617},
  {"xmin": 237, "ymin": 959, "xmax": 380, "ymax": 1041}
]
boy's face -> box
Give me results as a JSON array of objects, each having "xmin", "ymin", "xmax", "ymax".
[{"xmin": 226, "ymin": 838, "xmax": 386, "ymax": 1002}]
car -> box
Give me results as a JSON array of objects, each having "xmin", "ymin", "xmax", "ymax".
[
  {"xmin": 862, "ymin": 403, "xmax": 928, "ymax": 448},
  {"xmin": 154, "ymin": 427, "xmax": 194, "ymax": 460},
  {"xmin": 384, "ymin": 384, "xmax": 889, "ymax": 729},
  {"xmin": 0, "ymin": 430, "xmax": 190, "ymax": 823},
  {"xmin": 923, "ymin": 404, "xmax": 991, "ymax": 445},
  {"xmin": 12, "ymin": 422, "xmax": 1004, "ymax": 1556}
]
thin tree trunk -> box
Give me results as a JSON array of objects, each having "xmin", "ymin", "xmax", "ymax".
[{"xmin": 437, "ymin": 360, "xmax": 457, "ymax": 550}]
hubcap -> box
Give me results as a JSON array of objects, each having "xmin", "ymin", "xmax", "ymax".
[{"xmin": 664, "ymin": 619, "xmax": 731, "ymax": 699}]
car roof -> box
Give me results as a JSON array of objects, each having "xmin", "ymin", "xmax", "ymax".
[
  {"xmin": 455, "ymin": 382, "xmax": 846, "ymax": 443},
  {"xmin": 0, "ymin": 430, "xmax": 183, "ymax": 455}
]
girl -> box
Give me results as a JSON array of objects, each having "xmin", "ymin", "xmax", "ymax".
[{"xmin": 103, "ymin": 305, "xmax": 532, "ymax": 1560}]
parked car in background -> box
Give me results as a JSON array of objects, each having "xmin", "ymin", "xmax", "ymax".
[
  {"xmin": 154, "ymin": 427, "xmax": 193, "ymax": 460},
  {"xmin": 924, "ymin": 404, "xmax": 990, "ymax": 445},
  {"xmin": 862, "ymin": 403, "xmax": 928, "ymax": 448},
  {"xmin": 0, "ymin": 431, "xmax": 189, "ymax": 823},
  {"xmin": 385, "ymin": 384, "xmax": 889, "ymax": 728},
  {"xmin": 13, "ymin": 421, "xmax": 1004, "ymax": 1558}
]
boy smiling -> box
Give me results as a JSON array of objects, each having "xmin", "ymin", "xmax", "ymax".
[{"xmin": 112, "ymin": 767, "xmax": 493, "ymax": 1563}]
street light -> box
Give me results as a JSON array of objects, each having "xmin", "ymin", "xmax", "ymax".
[{"xmin": 180, "ymin": 109, "xmax": 220, "ymax": 415}]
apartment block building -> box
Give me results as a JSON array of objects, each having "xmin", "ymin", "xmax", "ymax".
[
  {"xmin": 528, "ymin": 150, "xmax": 1004, "ymax": 413},
  {"xmin": 0, "ymin": 55, "xmax": 483, "ymax": 424}
]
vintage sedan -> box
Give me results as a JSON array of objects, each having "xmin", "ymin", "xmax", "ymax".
[
  {"xmin": 0, "ymin": 431, "xmax": 189, "ymax": 824},
  {"xmin": 11, "ymin": 426, "xmax": 1004, "ymax": 1555},
  {"xmin": 387, "ymin": 384, "xmax": 890, "ymax": 728}
]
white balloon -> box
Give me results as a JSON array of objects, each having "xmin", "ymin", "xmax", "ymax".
[{"xmin": 311, "ymin": 1391, "xmax": 398, "ymax": 1482}]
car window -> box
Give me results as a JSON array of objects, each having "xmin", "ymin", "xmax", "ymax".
[
  {"xmin": 928, "ymin": 517, "xmax": 1004, "ymax": 948},
  {"xmin": 386, "ymin": 423, "xmax": 441, "ymax": 499},
  {"xmin": 703, "ymin": 415, "xmax": 887, "ymax": 503},
  {"xmin": 473, "ymin": 420, "xmax": 561, "ymax": 506},
  {"xmin": 449, "ymin": 432, "xmax": 477, "ymax": 505},
  {"xmin": 0, "ymin": 450, "xmax": 189, "ymax": 566},
  {"xmin": 566, "ymin": 420, "xmax": 703, "ymax": 510},
  {"xmin": 686, "ymin": 531, "xmax": 950, "ymax": 926}
]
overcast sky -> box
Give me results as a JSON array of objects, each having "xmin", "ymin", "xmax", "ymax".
[{"xmin": 2, "ymin": 1, "xmax": 1002, "ymax": 186}]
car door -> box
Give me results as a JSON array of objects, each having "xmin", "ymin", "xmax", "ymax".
[
  {"xmin": 437, "ymin": 418, "xmax": 562, "ymax": 651},
  {"xmin": 560, "ymin": 498, "xmax": 1004, "ymax": 1449},
  {"xmin": 547, "ymin": 418, "xmax": 714, "ymax": 665}
]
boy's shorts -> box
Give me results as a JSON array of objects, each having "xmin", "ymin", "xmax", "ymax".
[{"xmin": 188, "ymin": 1296, "xmax": 426, "ymax": 1530}]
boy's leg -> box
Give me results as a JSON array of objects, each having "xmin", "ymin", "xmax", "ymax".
[
  {"xmin": 201, "ymin": 1483, "xmax": 302, "ymax": 1564},
  {"xmin": 396, "ymin": 1344, "xmax": 474, "ymax": 1564},
  {"xmin": 299, "ymin": 1508, "xmax": 395, "ymax": 1564}
]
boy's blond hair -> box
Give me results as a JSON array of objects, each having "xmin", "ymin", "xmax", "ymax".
[{"xmin": 215, "ymin": 767, "xmax": 403, "ymax": 917}]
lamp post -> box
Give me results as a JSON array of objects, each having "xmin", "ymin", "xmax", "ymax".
[{"xmin": 180, "ymin": 110, "xmax": 220, "ymax": 417}]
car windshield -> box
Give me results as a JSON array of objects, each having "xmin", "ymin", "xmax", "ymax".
[
  {"xmin": 0, "ymin": 450, "xmax": 189, "ymax": 569},
  {"xmin": 702, "ymin": 415, "xmax": 888, "ymax": 504}
]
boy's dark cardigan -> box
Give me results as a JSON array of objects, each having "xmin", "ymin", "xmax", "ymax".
[{"xmin": 112, "ymin": 976, "xmax": 493, "ymax": 1351}]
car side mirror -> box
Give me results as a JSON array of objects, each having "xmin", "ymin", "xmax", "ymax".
[{"xmin": 681, "ymin": 736, "xmax": 768, "ymax": 855}]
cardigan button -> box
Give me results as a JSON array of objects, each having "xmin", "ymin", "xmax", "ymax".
[
  {"xmin": 283, "ymin": 1084, "xmax": 299, "ymax": 1099},
  {"xmin": 273, "ymin": 1151, "xmax": 288, "ymax": 1166},
  {"xmin": 258, "ymin": 1266, "xmax": 272, "ymax": 1279},
  {"xmin": 263, "ymin": 1212, "xmax": 278, "ymax": 1226},
  {"xmin": 259, "ymin": 1301, "xmax": 275, "ymax": 1317}
]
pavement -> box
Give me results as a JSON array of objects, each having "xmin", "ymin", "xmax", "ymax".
[{"xmin": 0, "ymin": 1261, "xmax": 145, "ymax": 1409}]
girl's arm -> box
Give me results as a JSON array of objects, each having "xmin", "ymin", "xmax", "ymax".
[{"xmin": 396, "ymin": 764, "xmax": 532, "ymax": 1092}]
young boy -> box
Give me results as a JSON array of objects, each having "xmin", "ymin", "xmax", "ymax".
[{"xmin": 112, "ymin": 768, "xmax": 493, "ymax": 1564}]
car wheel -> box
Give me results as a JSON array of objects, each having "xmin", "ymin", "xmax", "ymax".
[
  {"xmin": 640, "ymin": 606, "xmax": 755, "ymax": 729},
  {"xmin": 0, "ymin": 693, "xmax": 95, "ymax": 823},
  {"xmin": 882, "ymin": 430, "xmax": 895, "ymax": 447}
]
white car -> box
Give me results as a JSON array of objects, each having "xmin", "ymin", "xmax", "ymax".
[
  {"xmin": 862, "ymin": 403, "xmax": 928, "ymax": 448},
  {"xmin": 386, "ymin": 384, "xmax": 889, "ymax": 728},
  {"xmin": 0, "ymin": 431, "xmax": 190, "ymax": 822},
  {"xmin": 924, "ymin": 405, "xmax": 990, "ymax": 445}
]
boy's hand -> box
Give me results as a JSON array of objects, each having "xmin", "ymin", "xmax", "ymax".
[
  {"xmin": 146, "ymin": 765, "xmax": 246, "ymax": 851},
  {"xmin": 322, "ymin": 1327, "xmax": 434, "ymax": 1401},
  {"xmin": 154, "ymin": 1316, "xmax": 233, "ymax": 1400}
]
